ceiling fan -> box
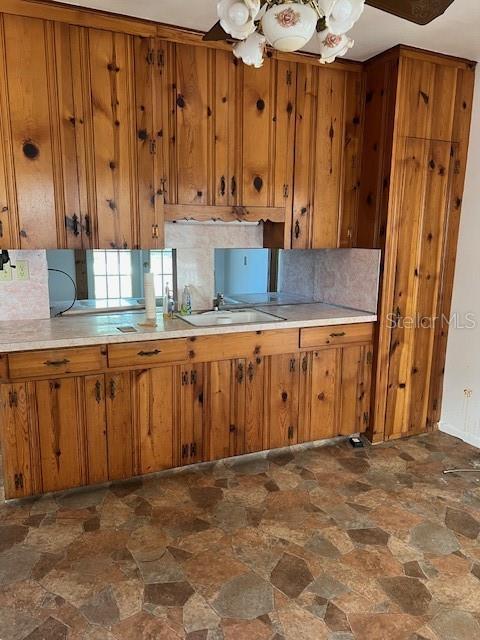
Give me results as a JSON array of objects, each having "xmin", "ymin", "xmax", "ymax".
[{"xmin": 203, "ymin": 0, "xmax": 455, "ymax": 66}]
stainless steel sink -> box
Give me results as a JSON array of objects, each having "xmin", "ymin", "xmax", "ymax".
[{"xmin": 178, "ymin": 309, "xmax": 284, "ymax": 327}]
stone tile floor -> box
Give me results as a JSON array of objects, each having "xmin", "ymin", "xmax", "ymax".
[{"xmin": 1, "ymin": 431, "xmax": 480, "ymax": 640}]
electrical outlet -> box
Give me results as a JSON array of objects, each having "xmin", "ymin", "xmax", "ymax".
[
  {"xmin": 15, "ymin": 260, "xmax": 30, "ymax": 281},
  {"xmin": 0, "ymin": 264, "xmax": 13, "ymax": 282}
]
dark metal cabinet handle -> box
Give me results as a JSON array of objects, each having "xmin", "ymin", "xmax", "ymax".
[
  {"xmin": 294, "ymin": 220, "xmax": 300, "ymax": 239},
  {"xmin": 231, "ymin": 176, "xmax": 237, "ymax": 197},
  {"xmin": 95, "ymin": 380, "xmax": 102, "ymax": 404},
  {"xmin": 44, "ymin": 358, "xmax": 70, "ymax": 367},
  {"xmin": 137, "ymin": 349, "xmax": 161, "ymax": 357},
  {"xmin": 302, "ymin": 356, "xmax": 308, "ymax": 374},
  {"xmin": 289, "ymin": 358, "xmax": 296, "ymax": 372},
  {"xmin": 84, "ymin": 214, "xmax": 91, "ymax": 237},
  {"xmin": 330, "ymin": 332, "xmax": 346, "ymax": 338},
  {"xmin": 110, "ymin": 378, "xmax": 117, "ymax": 400},
  {"xmin": 220, "ymin": 176, "xmax": 226, "ymax": 197},
  {"xmin": 237, "ymin": 363, "xmax": 244, "ymax": 384}
]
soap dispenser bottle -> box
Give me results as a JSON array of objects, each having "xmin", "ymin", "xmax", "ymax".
[{"xmin": 180, "ymin": 285, "xmax": 192, "ymax": 316}]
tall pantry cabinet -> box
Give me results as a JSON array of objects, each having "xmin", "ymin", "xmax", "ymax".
[{"xmin": 357, "ymin": 47, "xmax": 475, "ymax": 442}]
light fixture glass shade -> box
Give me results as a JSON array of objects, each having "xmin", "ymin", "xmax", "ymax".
[
  {"xmin": 233, "ymin": 31, "xmax": 266, "ymax": 67},
  {"xmin": 217, "ymin": 0, "xmax": 260, "ymax": 39},
  {"xmin": 261, "ymin": 1, "xmax": 317, "ymax": 52},
  {"xmin": 318, "ymin": 32, "xmax": 354, "ymax": 63},
  {"xmin": 326, "ymin": 0, "xmax": 365, "ymax": 34}
]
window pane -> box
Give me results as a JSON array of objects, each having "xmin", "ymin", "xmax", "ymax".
[
  {"xmin": 120, "ymin": 275, "xmax": 132, "ymax": 298},
  {"xmin": 93, "ymin": 251, "xmax": 107, "ymax": 276},
  {"xmin": 108, "ymin": 276, "xmax": 120, "ymax": 299},
  {"xmin": 94, "ymin": 276, "xmax": 107, "ymax": 299},
  {"xmin": 162, "ymin": 252, "xmax": 173, "ymax": 275},
  {"xmin": 119, "ymin": 251, "xmax": 132, "ymax": 275},
  {"xmin": 106, "ymin": 251, "xmax": 119, "ymax": 274}
]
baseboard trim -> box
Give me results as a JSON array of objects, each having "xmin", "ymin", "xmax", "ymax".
[{"xmin": 439, "ymin": 422, "xmax": 480, "ymax": 449}]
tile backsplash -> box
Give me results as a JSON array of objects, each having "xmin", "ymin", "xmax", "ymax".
[
  {"xmin": 0, "ymin": 250, "xmax": 50, "ymax": 321},
  {"xmin": 279, "ymin": 249, "xmax": 381, "ymax": 313}
]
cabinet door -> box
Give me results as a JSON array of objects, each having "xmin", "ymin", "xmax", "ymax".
[
  {"xmin": 83, "ymin": 375, "xmax": 108, "ymax": 485},
  {"xmin": 178, "ymin": 365, "xmax": 204, "ymax": 465},
  {"xmin": 134, "ymin": 36, "xmax": 166, "ymax": 248},
  {"xmin": 339, "ymin": 345, "xmax": 372, "ymax": 436},
  {"xmin": 0, "ymin": 15, "xmax": 59, "ymax": 248},
  {"xmin": 88, "ymin": 29, "xmax": 137, "ymax": 249},
  {"xmin": 36, "ymin": 378, "xmax": 86, "ymax": 492},
  {"xmin": 244, "ymin": 357, "xmax": 266, "ymax": 454},
  {"xmin": 266, "ymin": 353, "xmax": 300, "ymax": 448},
  {"xmin": 241, "ymin": 59, "xmax": 296, "ymax": 212},
  {"xmin": 308, "ymin": 348, "xmax": 341, "ymax": 441},
  {"xmin": 106, "ymin": 372, "xmax": 134, "ymax": 480},
  {"xmin": 386, "ymin": 138, "xmax": 453, "ymax": 438},
  {"xmin": 293, "ymin": 66, "xmax": 362, "ymax": 249},
  {"xmin": 170, "ymin": 44, "xmax": 210, "ymax": 206},
  {"xmin": 212, "ymin": 49, "xmax": 240, "ymax": 207},
  {"xmin": 205, "ymin": 359, "xmax": 245, "ymax": 461},
  {"xmin": 135, "ymin": 366, "xmax": 176, "ymax": 475},
  {"xmin": 0, "ymin": 383, "xmax": 41, "ymax": 499},
  {"xmin": 0, "ymin": 110, "xmax": 13, "ymax": 248}
]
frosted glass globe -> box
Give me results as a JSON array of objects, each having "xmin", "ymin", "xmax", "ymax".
[
  {"xmin": 332, "ymin": 0, "xmax": 353, "ymax": 22},
  {"xmin": 228, "ymin": 2, "xmax": 250, "ymax": 25}
]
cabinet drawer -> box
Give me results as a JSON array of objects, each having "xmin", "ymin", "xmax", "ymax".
[
  {"xmin": 300, "ymin": 323, "xmax": 374, "ymax": 349},
  {"xmin": 189, "ymin": 329, "xmax": 299, "ymax": 363},
  {"xmin": 108, "ymin": 339, "xmax": 188, "ymax": 368},
  {"xmin": 8, "ymin": 346, "xmax": 106, "ymax": 379}
]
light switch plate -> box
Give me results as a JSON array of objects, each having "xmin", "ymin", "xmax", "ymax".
[
  {"xmin": 0, "ymin": 264, "xmax": 13, "ymax": 282},
  {"xmin": 15, "ymin": 260, "xmax": 30, "ymax": 281}
]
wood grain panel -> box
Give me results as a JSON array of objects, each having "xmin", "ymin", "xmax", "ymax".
[
  {"xmin": 212, "ymin": 49, "xmax": 239, "ymax": 207},
  {"xmin": 173, "ymin": 43, "xmax": 211, "ymax": 206},
  {"xmin": 2, "ymin": 14, "xmax": 58, "ymax": 248},
  {"xmin": 189, "ymin": 329, "xmax": 299, "ymax": 363},
  {"xmin": 309, "ymin": 348, "xmax": 340, "ymax": 440},
  {"xmin": 265, "ymin": 353, "xmax": 299, "ymax": 449},
  {"xmin": 88, "ymin": 28, "xmax": 136, "ymax": 248},
  {"xmin": 8, "ymin": 345, "xmax": 106, "ymax": 379},
  {"xmin": 244, "ymin": 356, "xmax": 265, "ymax": 453},
  {"xmin": 36, "ymin": 377, "xmax": 85, "ymax": 492},
  {"xmin": 312, "ymin": 68, "xmax": 346, "ymax": 248},
  {"xmin": 242, "ymin": 60, "xmax": 274, "ymax": 207},
  {"xmin": 106, "ymin": 372, "xmax": 133, "ymax": 480},
  {"xmin": 178, "ymin": 364, "xmax": 204, "ymax": 465},
  {"xmin": 339, "ymin": 345, "xmax": 363, "ymax": 436},
  {"xmin": 340, "ymin": 71, "xmax": 365, "ymax": 247},
  {"xmin": 206, "ymin": 359, "xmax": 235, "ymax": 461},
  {"xmin": 83, "ymin": 375, "xmax": 108, "ymax": 485},
  {"xmin": 0, "ymin": 382, "xmax": 41, "ymax": 498},
  {"xmin": 135, "ymin": 366, "xmax": 175, "ymax": 475}
]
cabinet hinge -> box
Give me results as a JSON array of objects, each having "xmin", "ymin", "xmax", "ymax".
[
  {"xmin": 181, "ymin": 371, "xmax": 189, "ymax": 386},
  {"xmin": 14, "ymin": 473, "xmax": 23, "ymax": 490},
  {"xmin": 95, "ymin": 380, "xmax": 102, "ymax": 404},
  {"xmin": 149, "ymin": 139, "xmax": 157, "ymax": 155},
  {"xmin": 181, "ymin": 443, "xmax": 189, "ymax": 459},
  {"xmin": 152, "ymin": 224, "xmax": 160, "ymax": 239},
  {"xmin": 289, "ymin": 358, "xmax": 296, "ymax": 373},
  {"xmin": 247, "ymin": 362, "xmax": 255, "ymax": 383},
  {"xmin": 237, "ymin": 363, "xmax": 244, "ymax": 384},
  {"xmin": 302, "ymin": 355, "xmax": 308, "ymax": 374},
  {"xmin": 283, "ymin": 184, "xmax": 289, "ymax": 199},
  {"xmin": 157, "ymin": 50, "xmax": 165, "ymax": 67},
  {"xmin": 286, "ymin": 69, "xmax": 292, "ymax": 85},
  {"xmin": 190, "ymin": 442, "xmax": 197, "ymax": 457},
  {"xmin": 363, "ymin": 412, "xmax": 369, "ymax": 425},
  {"xmin": 147, "ymin": 49, "xmax": 155, "ymax": 65},
  {"xmin": 190, "ymin": 370, "xmax": 197, "ymax": 385},
  {"xmin": 8, "ymin": 391, "xmax": 18, "ymax": 408},
  {"xmin": 288, "ymin": 425, "xmax": 294, "ymax": 440}
]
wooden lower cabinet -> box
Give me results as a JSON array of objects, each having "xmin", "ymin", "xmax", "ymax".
[
  {"xmin": 178, "ymin": 364, "xmax": 205, "ymax": 466},
  {"xmin": 265, "ymin": 353, "xmax": 300, "ymax": 449},
  {"xmin": 0, "ymin": 329, "xmax": 374, "ymax": 498},
  {"xmin": 300, "ymin": 345, "xmax": 373, "ymax": 443}
]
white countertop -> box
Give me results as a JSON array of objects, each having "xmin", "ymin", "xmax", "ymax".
[{"xmin": 0, "ymin": 303, "xmax": 377, "ymax": 353}]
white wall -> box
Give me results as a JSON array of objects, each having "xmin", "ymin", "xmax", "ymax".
[
  {"xmin": 440, "ymin": 67, "xmax": 480, "ymax": 448},
  {"xmin": 0, "ymin": 251, "xmax": 50, "ymax": 320}
]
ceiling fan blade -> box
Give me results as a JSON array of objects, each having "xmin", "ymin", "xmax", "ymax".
[
  {"xmin": 365, "ymin": 0, "xmax": 455, "ymax": 25},
  {"xmin": 203, "ymin": 21, "xmax": 229, "ymax": 42}
]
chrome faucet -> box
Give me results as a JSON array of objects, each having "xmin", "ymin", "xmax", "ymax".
[{"xmin": 213, "ymin": 292, "xmax": 225, "ymax": 309}]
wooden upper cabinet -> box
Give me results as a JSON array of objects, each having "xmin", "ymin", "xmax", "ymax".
[
  {"xmin": 87, "ymin": 29, "xmax": 137, "ymax": 249},
  {"xmin": 0, "ymin": 126, "xmax": 12, "ymax": 248},
  {"xmin": 292, "ymin": 65, "xmax": 364, "ymax": 249},
  {"xmin": 241, "ymin": 59, "xmax": 296, "ymax": 211}
]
